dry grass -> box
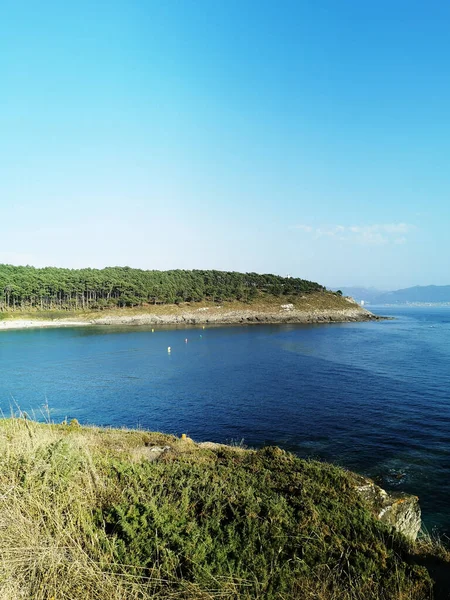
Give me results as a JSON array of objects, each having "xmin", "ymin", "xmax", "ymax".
[{"xmin": 0, "ymin": 420, "xmax": 169, "ymax": 599}]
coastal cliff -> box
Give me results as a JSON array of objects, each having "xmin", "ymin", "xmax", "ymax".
[
  {"xmin": 0, "ymin": 418, "xmax": 445, "ymax": 599},
  {"xmin": 352, "ymin": 474, "xmax": 421, "ymax": 541}
]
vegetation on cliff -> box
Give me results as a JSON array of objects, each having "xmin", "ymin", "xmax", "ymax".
[
  {"xmin": 0, "ymin": 265, "xmax": 324, "ymax": 311},
  {"xmin": 0, "ymin": 418, "xmax": 447, "ymax": 599}
]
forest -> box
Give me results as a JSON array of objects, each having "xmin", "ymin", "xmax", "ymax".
[{"xmin": 0, "ymin": 264, "xmax": 324, "ymax": 311}]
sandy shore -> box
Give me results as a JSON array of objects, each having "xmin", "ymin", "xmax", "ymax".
[
  {"xmin": 0, "ymin": 319, "xmax": 90, "ymax": 331},
  {"xmin": 0, "ymin": 302, "xmax": 382, "ymax": 332}
]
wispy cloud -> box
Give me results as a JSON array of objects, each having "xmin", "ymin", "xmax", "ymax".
[{"xmin": 291, "ymin": 223, "xmax": 416, "ymax": 246}]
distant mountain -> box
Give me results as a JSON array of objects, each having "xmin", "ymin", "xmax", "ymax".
[
  {"xmin": 334, "ymin": 285, "xmax": 450, "ymax": 305},
  {"xmin": 375, "ymin": 285, "xmax": 450, "ymax": 305}
]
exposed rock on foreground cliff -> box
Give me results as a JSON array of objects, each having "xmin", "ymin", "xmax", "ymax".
[{"xmin": 352, "ymin": 474, "xmax": 421, "ymax": 541}]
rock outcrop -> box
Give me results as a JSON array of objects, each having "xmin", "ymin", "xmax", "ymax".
[
  {"xmin": 91, "ymin": 302, "xmax": 382, "ymax": 327},
  {"xmin": 353, "ymin": 474, "xmax": 421, "ymax": 541}
]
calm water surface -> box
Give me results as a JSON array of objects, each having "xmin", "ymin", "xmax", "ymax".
[{"xmin": 1, "ymin": 306, "xmax": 450, "ymax": 533}]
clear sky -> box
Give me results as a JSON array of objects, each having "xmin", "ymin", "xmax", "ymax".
[{"xmin": 2, "ymin": 1, "xmax": 449, "ymax": 289}]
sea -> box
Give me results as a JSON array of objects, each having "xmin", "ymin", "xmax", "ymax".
[{"xmin": 1, "ymin": 305, "xmax": 449, "ymax": 534}]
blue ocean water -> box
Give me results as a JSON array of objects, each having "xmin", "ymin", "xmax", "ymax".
[{"xmin": 1, "ymin": 306, "xmax": 449, "ymax": 533}]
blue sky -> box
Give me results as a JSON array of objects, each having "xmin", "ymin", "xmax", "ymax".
[{"xmin": 1, "ymin": 1, "xmax": 449, "ymax": 289}]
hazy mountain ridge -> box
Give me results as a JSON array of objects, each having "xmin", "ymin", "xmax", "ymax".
[
  {"xmin": 336, "ymin": 287, "xmax": 385, "ymax": 304},
  {"xmin": 336, "ymin": 285, "xmax": 450, "ymax": 305}
]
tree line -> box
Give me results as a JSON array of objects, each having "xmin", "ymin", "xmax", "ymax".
[{"xmin": 0, "ymin": 264, "xmax": 324, "ymax": 311}]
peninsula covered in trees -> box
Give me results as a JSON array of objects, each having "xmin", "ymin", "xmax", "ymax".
[{"xmin": 0, "ymin": 264, "xmax": 324, "ymax": 312}]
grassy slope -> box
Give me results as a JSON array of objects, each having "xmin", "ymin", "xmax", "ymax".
[
  {"xmin": 0, "ymin": 292, "xmax": 362, "ymax": 322},
  {"xmin": 0, "ymin": 419, "xmax": 446, "ymax": 600}
]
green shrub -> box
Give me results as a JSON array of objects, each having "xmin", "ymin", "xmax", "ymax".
[{"xmin": 97, "ymin": 447, "xmax": 432, "ymax": 598}]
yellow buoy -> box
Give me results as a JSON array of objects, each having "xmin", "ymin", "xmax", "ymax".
[
  {"xmin": 152, "ymin": 328, "xmax": 154, "ymax": 332},
  {"xmin": 167, "ymin": 346, "xmax": 171, "ymax": 353}
]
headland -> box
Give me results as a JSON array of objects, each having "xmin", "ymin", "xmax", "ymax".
[{"xmin": 0, "ymin": 293, "xmax": 382, "ymax": 331}]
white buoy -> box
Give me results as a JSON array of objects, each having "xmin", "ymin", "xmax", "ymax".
[
  {"xmin": 185, "ymin": 338, "xmax": 188, "ymax": 343},
  {"xmin": 152, "ymin": 328, "xmax": 154, "ymax": 332},
  {"xmin": 167, "ymin": 346, "xmax": 171, "ymax": 353}
]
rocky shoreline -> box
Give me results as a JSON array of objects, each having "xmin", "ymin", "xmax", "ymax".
[
  {"xmin": 90, "ymin": 305, "xmax": 382, "ymax": 326},
  {"xmin": 0, "ymin": 302, "xmax": 384, "ymax": 331}
]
